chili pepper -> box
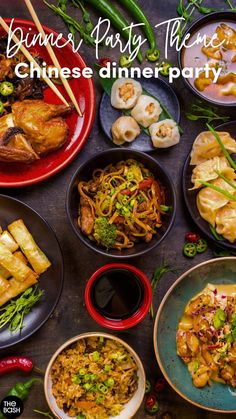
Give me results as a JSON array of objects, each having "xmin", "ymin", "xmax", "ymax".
[
  {"xmin": 145, "ymin": 394, "xmax": 156, "ymax": 409},
  {"xmin": 83, "ymin": 0, "xmax": 143, "ymax": 63},
  {"xmin": 7, "ymin": 378, "xmax": 38, "ymax": 400},
  {"xmin": 0, "ymin": 101, "xmax": 4, "ymax": 115},
  {"xmin": 145, "ymin": 394, "xmax": 159, "ymax": 414},
  {"xmin": 0, "ymin": 356, "xmax": 33, "ymax": 375},
  {"xmin": 98, "ymin": 57, "xmax": 112, "ymax": 67},
  {"xmin": 0, "ymin": 81, "xmax": 14, "ymax": 96},
  {"xmin": 196, "ymin": 238, "xmax": 208, "ymax": 253},
  {"xmin": 154, "ymin": 377, "xmax": 165, "ymax": 393},
  {"xmin": 145, "ymin": 380, "xmax": 152, "ymax": 394},
  {"xmin": 158, "ymin": 61, "xmax": 172, "ymax": 76},
  {"xmin": 183, "ymin": 242, "xmax": 197, "ymax": 258},
  {"xmin": 185, "ymin": 232, "xmax": 200, "ymax": 243},
  {"xmin": 119, "ymin": 54, "xmax": 132, "ymax": 68},
  {"xmin": 146, "ymin": 48, "xmax": 160, "ymax": 62},
  {"xmin": 118, "ymin": 0, "xmax": 158, "ymax": 53}
]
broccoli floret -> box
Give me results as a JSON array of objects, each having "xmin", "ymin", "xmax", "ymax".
[{"xmin": 94, "ymin": 217, "xmax": 117, "ymax": 249}]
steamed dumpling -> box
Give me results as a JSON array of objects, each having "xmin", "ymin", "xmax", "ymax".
[
  {"xmin": 111, "ymin": 116, "xmax": 140, "ymax": 145},
  {"xmin": 149, "ymin": 119, "xmax": 180, "ymax": 148},
  {"xmin": 197, "ymin": 178, "xmax": 236, "ymax": 226},
  {"xmin": 111, "ymin": 78, "xmax": 142, "ymax": 110},
  {"xmin": 190, "ymin": 131, "xmax": 236, "ymax": 165},
  {"xmin": 130, "ymin": 95, "xmax": 161, "ymax": 128},
  {"xmin": 191, "ymin": 156, "xmax": 236, "ymax": 189},
  {"xmin": 215, "ymin": 202, "xmax": 236, "ymax": 243}
]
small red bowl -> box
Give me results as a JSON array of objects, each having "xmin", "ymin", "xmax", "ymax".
[{"xmin": 85, "ymin": 263, "xmax": 152, "ymax": 330}]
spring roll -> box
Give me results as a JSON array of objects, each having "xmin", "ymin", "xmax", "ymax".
[
  {"xmin": 8, "ymin": 220, "xmax": 51, "ymax": 274},
  {"xmin": 0, "ymin": 230, "xmax": 19, "ymax": 252},
  {"xmin": 0, "ymin": 276, "xmax": 38, "ymax": 307},
  {"xmin": 0, "ymin": 242, "xmax": 38, "ymax": 283}
]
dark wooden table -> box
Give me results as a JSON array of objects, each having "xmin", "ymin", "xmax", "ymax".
[{"xmin": 0, "ymin": 1, "xmax": 235, "ymax": 418}]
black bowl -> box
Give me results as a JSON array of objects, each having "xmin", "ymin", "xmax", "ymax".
[
  {"xmin": 66, "ymin": 149, "xmax": 176, "ymax": 258},
  {"xmin": 178, "ymin": 11, "xmax": 236, "ymax": 108},
  {"xmin": 182, "ymin": 120, "xmax": 236, "ymax": 251}
]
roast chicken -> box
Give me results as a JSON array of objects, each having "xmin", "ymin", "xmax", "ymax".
[{"xmin": 0, "ymin": 100, "xmax": 72, "ymax": 163}]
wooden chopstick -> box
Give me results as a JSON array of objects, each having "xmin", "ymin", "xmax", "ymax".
[
  {"xmin": 0, "ymin": 16, "xmax": 70, "ymax": 108},
  {"xmin": 24, "ymin": 0, "xmax": 82, "ymax": 116}
]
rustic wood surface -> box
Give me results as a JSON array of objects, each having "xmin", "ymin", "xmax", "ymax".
[{"xmin": 0, "ymin": 0, "xmax": 235, "ymax": 418}]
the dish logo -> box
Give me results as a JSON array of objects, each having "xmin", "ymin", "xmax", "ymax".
[{"xmin": 0, "ymin": 396, "xmax": 23, "ymax": 418}]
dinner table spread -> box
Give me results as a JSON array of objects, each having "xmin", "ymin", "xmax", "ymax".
[{"xmin": 0, "ymin": 0, "xmax": 235, "ymax": 418}]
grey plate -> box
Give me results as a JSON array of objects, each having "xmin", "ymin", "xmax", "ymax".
[{"xmin": 99, "ymin": 76, "xmax": 181, "ymax": 152}]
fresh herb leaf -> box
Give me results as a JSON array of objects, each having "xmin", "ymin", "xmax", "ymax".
[
  {"xmin": 33, "ymin": 410, "xmax": 55, "ymax": 419},
  {"xmin": 0, "ymin": 286, "xmax": 44, "ymax": 333},
  {"xmin": 149, "ymin": 262, "xmax": 177, "ymax": 319},
  {"xmin": 186, "ymin": 101, "xmax": 230, "ymax": 124},
  {"xmin": 44, "ymin": 1, "xmax": 95, "ymax": 45}
]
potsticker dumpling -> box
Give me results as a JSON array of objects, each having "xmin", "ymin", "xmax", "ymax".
[
  {"xmin": 191, "ymin": 156, "xmax": 236, "ymax": 189},
  {"xmin": 196, "ymin": 178, "xmax": 236, "ymax": 226},
  {"xmin": 130, "ymin": 95, "xmax": 161, "ymax": 128},
  {"xmin": 111, "ymin": 78, "xmax": 142, "ymax": 110},
  {"xmin": 190, "ymin": 131, "xmax": 236, "ymax": 165},
  {"xmin": 149, "ymin": 119, "xmax": 180, "ymax": 148},
  {"xmin": 111, "ymin": 116, "xmax": 140, "ymax": 145},
  {"xmin": 215, "ymin": 202, "xmax": 236, "ymax": 243}
]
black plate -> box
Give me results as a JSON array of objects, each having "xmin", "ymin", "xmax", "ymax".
[
  {"xmin": 99, "ymin": 76, "xmax": 180, "ymax": 152},
  {"xmin": 0, "ymin": 195, "xmax": 64, "ymax": 349},
  {"xmin": 66, "ymin": 148, "xmax": 176, "ymax": 259},
  {"xmin": 182, "ymin": 121, "xmax": 236, "ymax": 251}
]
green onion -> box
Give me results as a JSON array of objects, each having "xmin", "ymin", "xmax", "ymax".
[
  {"xmin": 215, "ymin": 171, "xmax": 236, "ymax": 191},
  {"xmin": 72, "ymin": 375, "xmax": 81, "ymax": 384},
  {"xmin": 199, "ymin": 180, "xmax": 236, "ymax": 202},
  {"xmin": 96, "ymin": 394, "xmax": 105, "ymax": 404},
  {"xmin": 209, "ymin": 224, "xmax": 224, "ymax": 241},
  {"xmin": 105, "ymin": 378, "xmax": 115, "ymax": 387},
  {"xmin": 160, "ymin": 205, "xmax": 172, "ymax": 212},
  {"xmin": 83, "ymin": 383, "xmax": 93, "ymax": 391},
  {"xmin": 92, "ymin": 351, "xmax": 100, "ymax": 361},
  {"xmin": 104, "ymin": 364, "xmax": 112, "ymax": 372},
  {"xmin": 206, "ymin": 123, "xmax": 236, "ymax": 171}
]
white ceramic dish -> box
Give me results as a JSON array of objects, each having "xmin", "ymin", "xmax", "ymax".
[{"xmin": 44, "ymin": 332, "xmax": 146, "ymax": 419}]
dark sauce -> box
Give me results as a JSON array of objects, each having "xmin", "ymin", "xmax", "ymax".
[{"xmin": 91, "ymin": 269, "xmax": 144, "ymax": 320}]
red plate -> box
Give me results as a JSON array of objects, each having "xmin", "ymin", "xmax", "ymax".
[{"xmin": 0, "ymin": 19, "xmax": 95, "ymax": 187}]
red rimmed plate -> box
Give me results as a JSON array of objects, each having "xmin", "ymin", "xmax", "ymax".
[{"xmin": 0, "ymin": 18, "xmax": 95, "ymax": 187}]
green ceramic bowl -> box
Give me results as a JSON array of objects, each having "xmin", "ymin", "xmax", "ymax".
[{"xmin": 153, "ymin": 257, "xmax": 236, "ymax": 413}]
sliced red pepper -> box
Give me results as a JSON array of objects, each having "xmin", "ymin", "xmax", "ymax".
[
  {"xmin": 139, "ymin": 178, "xmax": 154, "ymax": 190},
  {"xmin": 154, "ymin": 377, "xmax": 166, "ymax": 393},
  {"xmin": 185, "ymin": 232, "xmax": 200, "ymax": 243},
  {"xmin": 113, "ymin": 215, "xmax": 125, "ymax": 224},
  {"xmin": 145, "ymin": 394, "xmax": 156, "ymax": 409},
  {"xmin": 207, "ymin": 344, "xmax": 222, "ymax": 350},
  {"xmin": 98, "ymin": 57, "xmax": 112, "ymax": 67},
  {"xmin": 120, "ymin": 189, "xmax": 132, "ymax": 196}
]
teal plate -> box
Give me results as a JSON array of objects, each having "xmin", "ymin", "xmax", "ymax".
[{"xmin": 153, "ymin": 257, "xmax": 236, "ymax": 413}]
